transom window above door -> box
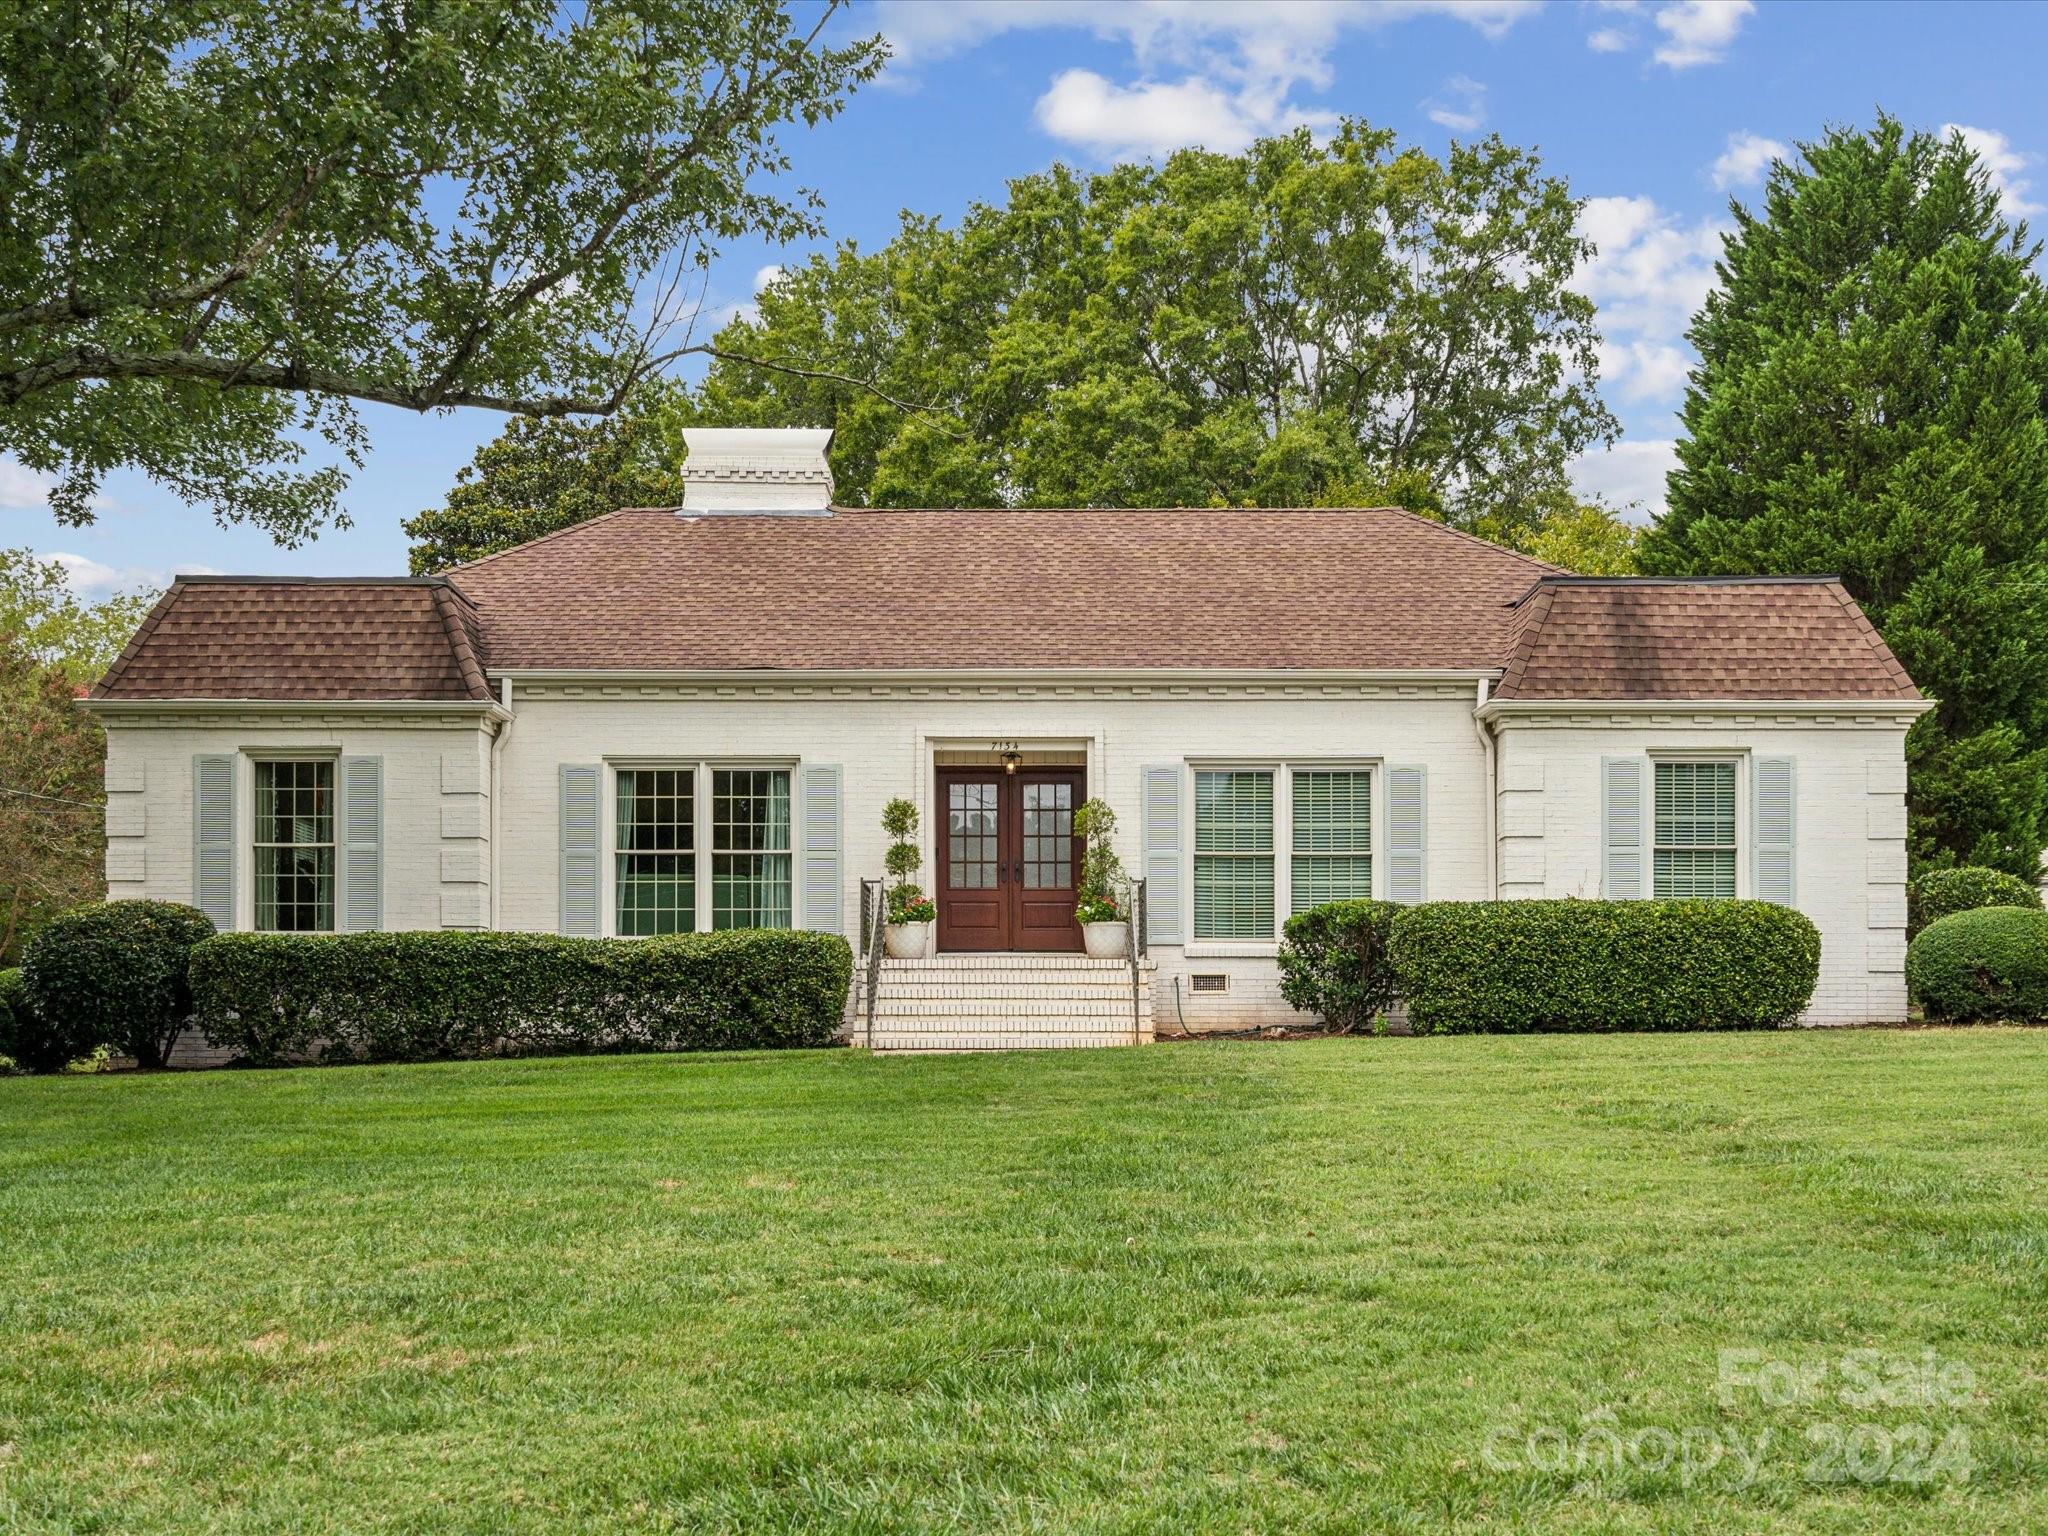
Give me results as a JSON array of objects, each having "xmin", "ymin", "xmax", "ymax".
[
  {"xmin": 613, "ymin": 765, "xmax": 791, "ymax": 935},
  {"xmin": 1193, "ymin": 764, "xmax": 1376, "ymax": 941}
]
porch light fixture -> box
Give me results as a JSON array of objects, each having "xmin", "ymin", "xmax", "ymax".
[{"xmin": 1001, "ymin": 749, "xmax": 1022, "ymax": 775}]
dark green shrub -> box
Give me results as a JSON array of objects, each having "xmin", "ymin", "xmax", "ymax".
[
  {"xmin": 1278, "ymin": 900, "xmax": 1401, "ymax": 1032},
  {"xmin": 20, "ymin": 901, "xmax": 216, "ymax": 1070},
  {"xmin": 1388, "ymin": 900, "xmax": 1820, "ymax": 1034},
  {"xmin": 190, "ymin": 929, "xmax": 854, "ymax": 1066},
  {"xmin": 1907, "ymin": 866, "xmax": 2042, "ymax": 937},
  {"xmin": 0, "ymin": 966, "xmax": 23, "ymax": 1066},
  {"xmin": 1906, "ymin": 906, "xmax": 2048, "ymax": 1022}
]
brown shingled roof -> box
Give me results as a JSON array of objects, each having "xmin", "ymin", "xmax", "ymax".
[
  {"xmin": 87, "ymin": 509, "xmax": 1925, "ymax": 704},
  {"xmin": 446, "ymin": 505, "xmax": 1556, "ymax": 672},
  {"xmin": 92, "ymin": 578, "xmax": 495, "ymax": 702},
  {"xmin": 1492, "ymin": 577, "xmax": 1921, "ymax": 702}
]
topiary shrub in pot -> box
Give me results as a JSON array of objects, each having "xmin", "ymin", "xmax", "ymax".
[
  {"xmin": 1906, "ymin": 906, "xmax": 2048, "ymax": 1023},
  {"xmin": 20, "ymin": 900, "xmax": 217, "ymax": 1070},
  {"xmin": 1907, "ymin": 865, "xmax": 2042, "ymax": 937},
  {"xmin": 880, "ymin": 798, "xmax": 934, "ymax": 958},
  {"xmin": 1278, "ymin": 899, "xmax": 1401, "ymax": 1033},
  {"xmin": 1073, "ymin": 798, "xmax": 1130, "ymax": 959}
]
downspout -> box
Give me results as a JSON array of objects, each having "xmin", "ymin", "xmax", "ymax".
[
  {"xmin": 1473, "ymin": 677, "xmax": 1497, "ymax": 899},
  {"xmin": 491, "ymin": 675, "xmax": 514, "ymax": 930}
]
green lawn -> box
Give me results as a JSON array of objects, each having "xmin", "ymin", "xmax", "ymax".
[{"xmin": 1, "ymin": 1032, "xmax": 2043, "ymax": 1534}]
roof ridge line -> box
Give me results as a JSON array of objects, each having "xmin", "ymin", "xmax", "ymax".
[
  {"xmin": 431, "ymin": 585, "xmax": 493, "ymax": 701},
  {"xmin": 89, "ymin": 583, "xmax": 185, "ymax": 698},
  {"xmin": 1826, "ymin": 580, "xmax": 1921, "ymax": 698},
  {"xmin": 445, "ymin": 505, "xmax": 659, "ymax": 577}
]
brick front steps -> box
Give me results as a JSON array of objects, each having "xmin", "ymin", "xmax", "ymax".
[{"xmin": 851, "ymin": 952, "xmax": 1156, "ymax": 1051}]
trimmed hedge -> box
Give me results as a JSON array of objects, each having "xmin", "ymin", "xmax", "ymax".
[
  {"xmin": 190, "ymin": 929, "xmax": 854, "ymax": 1065},
  {"xmin": 1907, "ymin": 865, "xmax": 2042, "ymax": 937},
  {"xmin": 1388, "ymin": 899, "xmax": 1820, "ymax": 1034},
  {"xmin": 20, "ymin": 900, "xmax": 216, "ymax": 1070},
  {"xmin": 1278, "ymin": 899, "xmax": 1401, "ymax": 1032},
  {"xmin": 1905, "ymin": 906, "xmax": 2048, "ymax": 1023}
]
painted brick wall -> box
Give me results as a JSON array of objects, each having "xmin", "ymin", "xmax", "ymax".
[
  {"xmin": 99, "ymin": 691, "xmax": 1916, "ymax": 1044},
  {"xmin": 1492, "ymin": 715, "xmax": 1914, "ymax": 1025}
]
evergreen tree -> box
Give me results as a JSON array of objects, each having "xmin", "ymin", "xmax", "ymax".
[{"xmin": 1640, "ymin": 117, "xmax": 2048, "ymax": 877}]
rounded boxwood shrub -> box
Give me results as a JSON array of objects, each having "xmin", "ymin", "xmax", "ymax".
[
  {"xmin": 20, "ymin": 901, "xmax": 216, "ymax": 1071},
  {"xmin": 1388, "ymin": 899, "xmax": 1820, "ymax": 1034},
  {"xmin": 1278, "ymin": 899, "xmax": 1401, "ymax": 1032},
  {"xmin": 190, "ymin": 928, "xmax": 854, "ymax": 1066},
  {"xmin": 1905, "ymin": 906, "xmax": 2048, "ymax": 1023},
  {"xmin": 1907, "ymin": 865, "xmax": 2042, "ymax": 937}
]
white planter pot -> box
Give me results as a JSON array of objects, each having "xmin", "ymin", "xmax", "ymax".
[
  {"xmin": 1082, "ymin": 920, "xmax": 1129, "ymax": 959},
  {"xmin": 883, "ymin": 922, "xmax": 930, "ymax": 959}
]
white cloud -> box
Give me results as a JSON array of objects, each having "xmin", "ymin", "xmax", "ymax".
[
  {"xmin": 1944, "ymin": 123, "xmax": 2044, "ymax": 216},
  {"xmin": 1569, "ymin": 439, "xmax": 1679, "ymax": 518},
  {"xmin": 0, "ymin": 458, "xmax": 55, "ymax": 510},
  {"xmin": 42, "ymin": 552, "xmax": 212, "ymax": 599},
  {"xmin": 1573, "ymin": 194, "xmax": 1725, "ymax": 405},
  {"xmin": 1035, "ymin": 68, "xmax": 1326, "ymax": 159},
  {"xmin": 877, "ymin": 1, "xmax": 1540, "ymax": 160},
  {"xmin": 752, "ymin": 264, "xmax": 785, "ymax": 294},
  {"xmin": 1710, "ymin": 129, "xmax": 1789, "ymax": 190},
  {"xmin": 1586, "ymin": 27, "xmax": 1631, "ymax": 52},
  {"xmin": 1423, "ymin": 75, "xmax": 1487, "ymax": 134},
  {"xmin": 1652, "ymin": 0, "xmax": 1754, "ymax": 69}
]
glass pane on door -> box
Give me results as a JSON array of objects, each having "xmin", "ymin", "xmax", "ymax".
[
  {"xmin": 1021, "ymin": 780, "xmax": 1074, "ymax": 889},
  {"xmin": 948, "ymin": 781, "xmax": 998, "ymax": 889}
]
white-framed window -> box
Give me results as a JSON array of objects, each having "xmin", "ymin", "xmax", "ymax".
[
  {"xmin": 1653, "ymin": 758, "xmax": 1739, "ymax": 899},
  {"xmin": 253, "ymin": 758, "xmax": 335, "ymax": 932},
  {"xmin": 610, "ymin": 763, "xmax": 792, "ymax": 935},
  {"xmin": 1192, "ymin": 762, "xmax": 1377, "ymax": 941}
]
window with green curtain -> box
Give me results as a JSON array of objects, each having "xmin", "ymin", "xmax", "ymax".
[
  {"xmin": 254, "ymin": 759, "xmax": 334, "ymax": 931},
  {"xmin": 616, "ymin": 768, "xmax": 694, "ymax": 935},
  {"xmin": 1292, "ymin": 769, "xmax": 1372, "ymax": 911},
  {"xmin": 1194, "ymin": 770, "xmax": 1274, "ymax": 938},
  {"xmin": 713, "ymin": 769, "xmax": 792, "ymax": 929},
  {"xmin": 1654, "ymin": 760, "xmax": 1737, "ymax": 898}
]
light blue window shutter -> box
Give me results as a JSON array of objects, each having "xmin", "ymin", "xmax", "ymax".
[
  {"xmin": 1602, "ymin": 757, "xmax": 1646, "ymax": 899},
  {"xmin": 192, "ymin": 755, "xmax": 235, "ymax": 930},
  {"xmin": 1753, "ymin": 756, "xmax": 1796, "ymax": 905},
  {"xmin": 1386, "ymin": 766, "xmax": 1428, "ymax": 903},
  {"xmin": 559, "ymin": 764, "xmax": 600, "ymax": 935},
  {"xmin": 339, "ymin": 756, "xmax": 383, "ymax": 932},
  {"xmin": 801, "ymin": 764, "xmax": 843, "ymax": 934},
  {"xmin": 1142, "ymin": 765, "xmax": 1185, "ymax": 944}
]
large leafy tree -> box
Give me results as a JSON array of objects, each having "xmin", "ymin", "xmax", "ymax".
[
  {"xmin": 0, "ymin": 548, "xmax": 157, "ymax": 685},
  {"xmin": 673, "ymin": 122, "xmax": 1615, "ymax": 532},
  {"xmin": 0, "ymin": 634, "xmax": 103, "ymax": 964},
  {"xmin": 0, "ymin": 0, "xmax": 884, "ymax": 544},
  {"xmin": 405, "ymin": 396, "xmax": 685, "ymax": 572},
  {"xmin": 1641, "ymin": 118, "xmax": 2048, "ymax": 876}
]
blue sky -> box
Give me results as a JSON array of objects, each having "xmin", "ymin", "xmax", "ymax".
[{"xmin": 8, "ymin": 0, "xmax": 2048, "ymax": 597}]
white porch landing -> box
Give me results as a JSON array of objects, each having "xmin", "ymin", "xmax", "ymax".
[{"xmin": 851, "ymin": 953, "xmax": 1156, "ymax": 1051}]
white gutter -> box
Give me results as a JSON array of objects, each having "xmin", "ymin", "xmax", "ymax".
[
  {"xmin": 83, "ymin": 697, "xmax": 512, "ymax": 721},
  {"xmin": 490, "ymin": 676, "xmax": 515, "ymax": 930},
  {"xmin": 491, "ymin": 665, "xmax": 1503, "ymax": 690},
  {"xmin": 1475, "ymin": 697, "xmax": 1935, "ymax": 722},
  {"xmin": 1472, "ymin": 676, "xmax": 1497, "ymax": 899}
]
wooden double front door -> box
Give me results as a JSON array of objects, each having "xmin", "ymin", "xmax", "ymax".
[{"xmin": 936, "ymin": 767, "xmax": 1084, "ymax": 952}]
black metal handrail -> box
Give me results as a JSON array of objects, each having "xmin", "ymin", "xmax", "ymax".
[
  {"xmin": 1126, "ymin": 877, "xmax": 1147, "ymax": 1045},
  {"xmin": 857, "ymin": 878, "xmax": 887, "ymax": 1049}
]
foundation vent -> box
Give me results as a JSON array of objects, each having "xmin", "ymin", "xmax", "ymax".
[{"xmin": 1190, "ymin": 973, "xmax": 1229, "ymax": 994}]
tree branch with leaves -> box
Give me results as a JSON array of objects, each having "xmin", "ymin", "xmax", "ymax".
[{"xmin": 0, "ymin": 0, "xmax": 887, "ymax": 543}]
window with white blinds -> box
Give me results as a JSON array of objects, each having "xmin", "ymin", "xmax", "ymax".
[
  {"xmin": 1194, "ymin": 770, "xmax": 1275, "ymax": 939},
  {"xmin": 1291, "ymin": 769, "xmax": 1373, "ymax": 912},
  {"xmin": 1653, "ymin": 760, "xmax": 1738, "ymax": 899}
]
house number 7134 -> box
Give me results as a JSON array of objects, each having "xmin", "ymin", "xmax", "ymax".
[{"xmin": 989, "ymin": 740, "xmax": 1020, "ymax": 752}]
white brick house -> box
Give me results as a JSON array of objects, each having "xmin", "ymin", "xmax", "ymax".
[{"xmin": 87, "ymin": 429, "xmax": 1930, "ymax": 1051}]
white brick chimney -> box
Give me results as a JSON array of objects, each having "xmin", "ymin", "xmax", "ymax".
[{"xmin": 678, "ymin": 427, "xmax": 835, "ymax": 515}]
